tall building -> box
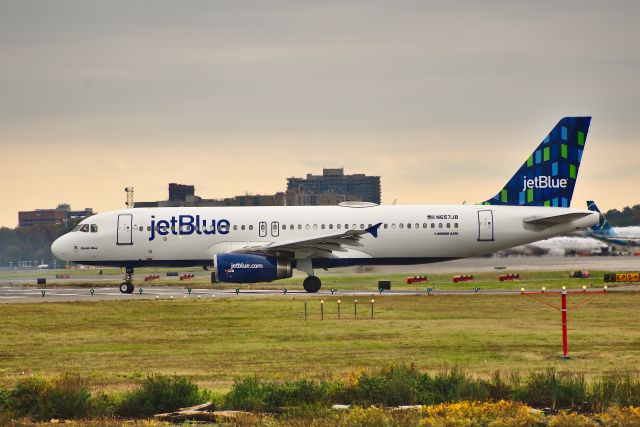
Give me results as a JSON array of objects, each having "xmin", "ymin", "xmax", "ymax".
[
  {"xmin": 286, "ymin": 168, "xmax": 381, "ymax": 204},
  {"xmin": 168, "ymin": 183, "xmax": 195, "ymax": 202},
  {"xmin": 18, "ymin": 204, "xmax": 93, "ymax": 227}
]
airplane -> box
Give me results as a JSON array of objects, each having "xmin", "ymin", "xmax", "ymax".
[
  {"xmin": 52, "ymin": 117, "xmax": 600, "ymax": 294},
  {"xmin": 587, "ymin": 201, "xmax": 640, "ymax": 246},
  {"xmin": 503, "ymin": 236, "xmax": 609, "ymax": 256}
]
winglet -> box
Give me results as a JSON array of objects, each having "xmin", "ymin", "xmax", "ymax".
[{"xmin": 367, "ymin": 222, "xmax": 383, "ymax": 238}]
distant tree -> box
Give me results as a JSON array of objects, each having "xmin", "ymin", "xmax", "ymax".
[
  {"xmin": 0, "ymin": 225, "xmax": 68, "ymax": 266},
  {"xmin": 604, "ymin": 204, "xmax": 640, "ymax": 227}
]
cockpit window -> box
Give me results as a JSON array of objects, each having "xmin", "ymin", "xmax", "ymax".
[
  {"xmin": 79, "ymin": 224, "xmax": 90, "ymax": 232},
  {"xmin": 72, "ymin": 225, "xmax": 82, "ymax": 232},
  {"xmin": 90, "ymin": 224, "xmax": 98, "ymax": 233}
]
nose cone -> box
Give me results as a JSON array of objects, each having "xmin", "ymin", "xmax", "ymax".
[{"xmin": 51, "ymin": 235, "xmax": 68, "ymax": 260}]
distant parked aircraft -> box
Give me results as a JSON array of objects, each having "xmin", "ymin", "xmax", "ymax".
[{"xmin": 587, "ymin": 201, "xmax": 640, "ymax": 246}]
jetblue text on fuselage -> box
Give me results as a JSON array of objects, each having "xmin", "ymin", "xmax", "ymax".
[
  {"xmin": 521, "ymin": 176, "xmax": 568, "ymax": 191},
  {"xmin": 149, "ymin": 215, "xmax": 230, "ymax": 241}
]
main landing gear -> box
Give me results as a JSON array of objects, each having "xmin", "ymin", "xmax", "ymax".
[
  {"xmin": 297, "ymin": 259, "xmax": 321, "ymax": 293},
  {"xmin": 120, "ymin": 266, "xmax": 135, "ymax": 294},
  {"xmin": 303, "ymin": 276, "xmax": 321, "ymax": 293}
]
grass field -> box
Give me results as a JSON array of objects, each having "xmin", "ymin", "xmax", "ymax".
[{"xmin": 1, "ymin": 274, "xmax": 639, "ymax": 393}]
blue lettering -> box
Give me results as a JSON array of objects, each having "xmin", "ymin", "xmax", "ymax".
[
  {"xmin": 157, "ymin": 220, "xmax": 170, "ymax": 236},
  {"xmin": 179, "ymin": 215, "xmax": 195, "ymax": 235},
  {"xmin": 149, "ymin": 216, "xmax": 156, "ymax": 241},
  {"xmin": 217, "ymin": 219, "xmax": 230, "ymax": 235}
]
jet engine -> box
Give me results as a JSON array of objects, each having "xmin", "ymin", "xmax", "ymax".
[{"xmin": 213, "ymin": 253, "xmax": 292, "ymax": 283}]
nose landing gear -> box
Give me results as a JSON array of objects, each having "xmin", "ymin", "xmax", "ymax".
[{"xmin": 120, "ymin": 266, "xmax": 135, "ymax": 294}]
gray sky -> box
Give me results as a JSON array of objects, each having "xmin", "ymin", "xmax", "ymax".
[{"xmin": 1, "ymin": 0, "xmax": 638, "ymax": 227}]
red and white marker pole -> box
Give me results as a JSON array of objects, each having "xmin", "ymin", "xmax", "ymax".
[{"xmin": 561, "ymin": 289, "xmax": 568, "ymax": 358}]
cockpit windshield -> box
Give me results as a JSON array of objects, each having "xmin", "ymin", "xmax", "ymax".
[{"xmin": 72, "ymin": 223, "xmax": 98, "ymax": 233}]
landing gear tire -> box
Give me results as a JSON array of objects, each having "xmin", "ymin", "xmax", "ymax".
[
  {"xmin": 120, "ymin": 266, "xmax": 135, "ymax": 294},
  {"xmin": 303, "ymin": 276, "xmax": 321, "ymax": 293},
  {"xmin": 120, "ymin": 282, "xmax": 134, "ymax": 294}
]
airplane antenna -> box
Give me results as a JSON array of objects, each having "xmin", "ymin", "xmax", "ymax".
[
  {"xmin": 392, "ymin": 199, "xmax": 397, "ymax": 206},
  {"xmin": 125, "ymin": 187, "xmax": 135, "ymax": 209}
]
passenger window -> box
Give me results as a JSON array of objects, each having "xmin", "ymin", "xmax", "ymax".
[
  {"xmin": 321, "ymin": 224, "xmax": 326, "ymax": 230},
  {"xmin": 423, "ymin": 223, "xmax": 427, "ymax": 228},
  {"xmin": 384, "ymin": 224, "xmax": 388, "ymax": 229},
  {"xmin": 329, "ymin": 224, "xmax": 334, "ymax": 230},
  {"xmin": 439, "ymin": 223, "xmax": 443, "ymax": 228},
  {"xmin": 290, "ymin": 224, "xmax": 294, "ymax": 230},
  {"xmin": 241, "ymin": 225, "xmax": 246, "ymax": 231},
  {"xmin": 249, "ymin": 225, "xmax": 254, "ymax": 231},
  {"xmin": 306, "ymin": 224, "xmax": 311, "ymax": 230},
  {"xmin": 415, "ymin": 223, "xmax": 419, "ymax": 229},
  {"xmin": 391, "ymin": 223, "xmax": 396, "ymax": 229},
  {"xmin": 282, "ymin": 224, "xmax": 287, "ymax": 230},
  {"xmin": 446, "ymin": 223, "xmax": 451, "ymax": 228},
  {"xmin": 345, "ymin": 224, "xmax": 349, "ymax": 229},
  {"xmin": 313, "ymin": 224, "xmax": 318, "ymax": 230},
  {"xmin": 360, "ymin": 224, "xmax": 365, "ymax": 229},
  {"xmin": 407, "ymin": 223, "xmax": 411, "ymax": 229},
  {"xmin": 454, "ymin": 223, "xmax": 459, "ymax": 228},
  {"xmin": 337, "ymin": 224, "xmax": 341, "ymax": 229},
  {"xmin": 399, "ymin": 223, "xmax": 404, "ymax": 229},
  {"xmin": 91, "ymin": 224, "xmax": 99, "ymax": 233},
  {"xmin": 298, "ymin": 224, "xmax": 302, "ymax": 230},
  {"xmin": 233, "ymin": 225, "xmax": 238, "ymax": 231},
  {"xmin": 431, "ymin": 223, "xmax": 435, "ymax": 228},
  {"xmin": 138, "ymin": 226, "xmax": 143, "ymax": 232}
]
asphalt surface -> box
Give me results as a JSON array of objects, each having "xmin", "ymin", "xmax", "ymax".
[{"xmin": 0, "ymin": 283, "xmax": 636, "ymax": 304}]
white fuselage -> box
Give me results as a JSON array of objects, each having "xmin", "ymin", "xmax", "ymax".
[{"xmin": 52, "ymin": 204, "xmax": 599, "ymax": 269}]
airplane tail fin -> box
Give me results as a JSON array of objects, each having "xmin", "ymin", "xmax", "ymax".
[
  {"xmin": 482, "ymin": 117, "xmax": 591, "ymax": 207},
  {"xmin": 587, "ymin": 200, "xmax": 613, "ymax": 232}
]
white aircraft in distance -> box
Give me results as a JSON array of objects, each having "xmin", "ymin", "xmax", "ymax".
[
  {"xmin": 504, "ymin": 236, "xmax": 609, "ymax": 257},
  {"xmin": 52, "ymin": 117, "xmax": 600, "ymax": 293},
  {"xmin": 587, "ymin": 201, "xmax": 640, "ymax": 246}
]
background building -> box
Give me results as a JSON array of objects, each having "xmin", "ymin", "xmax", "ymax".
[
  {"xmin": 18, "ymin": 204, "xmax": 93, "ymax": 227},
  {"xmin": 135, "ymin": 168, "xmax": 381, "ymax": 208},
  {"xmin": 286, "ymin": 168, "xmax": 380, "ymax": 204}
]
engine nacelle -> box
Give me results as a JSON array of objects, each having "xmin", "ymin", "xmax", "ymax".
[{"xmin": 214, "ymin": 253, "xmax": 292, "ymax": 283}]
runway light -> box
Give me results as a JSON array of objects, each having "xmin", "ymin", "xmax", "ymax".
[
  {"xmin": 155, "ymin": 296, "xmax": 159, "ymax": 300},
  {"xmin": 371, "ymin": 299, "xmax": 375, "ymax": 303},
  {"xmin": 542, "ymin": 287, "xmax": 546, "ymax": 292},
  {"xmin": 321, "ymin": 300, "xmax": 324, "ymax": 304},
  {"xmin": 170, "ymin": 295, "xmax": 174, "ymax": 300},
  {"xmin": 604, "ymin": 285, "xmax": 608, "ymax": 292},
  {"xmin": 520, "ymin": 287, "xmax": 525, "ymax": 293},
  {"xmin": 582, "ymin": 285, "xmax": 587, "ymax": 291},
  {"xmin": 198, "ymin": 295, "xmax": 201, "ymax": 299},
  {"xmin": 337, "ymin": 300, "xmax": 341, "ymax": 304}
]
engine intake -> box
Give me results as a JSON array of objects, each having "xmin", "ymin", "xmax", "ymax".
[{"xmin": 214, "ymin": 253, "xmax": 292, "ymax": 283}]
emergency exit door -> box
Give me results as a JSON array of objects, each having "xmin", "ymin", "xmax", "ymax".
[
  {"xmin": 259, "ymin": 221, "xmax": 267, "ymax": 237},
  {"xmin": 117, "ymin": 214, "xmax": 133, "ymax": 245},
  {"xmin": 271, "ymin": 221, "xmax": 279, "ymax": 237},
  {"xmin": 477, "ymin": 210, "xmax": 494, "ymax": 241}
]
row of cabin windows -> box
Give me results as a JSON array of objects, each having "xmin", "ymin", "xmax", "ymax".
[{"xmin": 149, "ymin": 222, "xmax": 460, "ymax": 233}]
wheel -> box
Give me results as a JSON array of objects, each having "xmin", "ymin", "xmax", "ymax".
[
  {"xmin": 303, "ymin": 276, "xmax": 321, "ymax": 293},
  {"xmin": 119, "ymin": 282, "xmax": 129, "ymax": 294},
  {"xmin": 126, "ymin": 283, "xmax": 134, "ymax": 294}
]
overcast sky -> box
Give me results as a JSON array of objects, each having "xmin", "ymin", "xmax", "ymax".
[{"xmin": 0, "ymin": 0, "xmax": 638, "ymax": 227}]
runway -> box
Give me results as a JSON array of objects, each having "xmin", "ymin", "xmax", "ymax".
[{"xmin": 0, "ymin": 282, "xmax": 635, "ymax": 304}]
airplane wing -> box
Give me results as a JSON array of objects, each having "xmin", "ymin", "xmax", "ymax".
[
  {"xmin": 229, "ymin": 223, "xmax": 382, "ymax": 258},
  {"xmin": 524, "ymin": 212, "xmax": 594, "ymax": 226}
]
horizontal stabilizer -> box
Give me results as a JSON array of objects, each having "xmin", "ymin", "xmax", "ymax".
[{"xmin": 524, "ymin": 212, "xmax": 593, "ymax": 225}]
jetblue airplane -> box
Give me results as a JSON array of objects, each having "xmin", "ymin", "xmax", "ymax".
[
  {"xmin": 587, "ymin": 201, "xmax": 640, "ymax": 246},
  {"xmin": 52, "ymin": 117, "xmax": 599, "ymax": 293}
]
